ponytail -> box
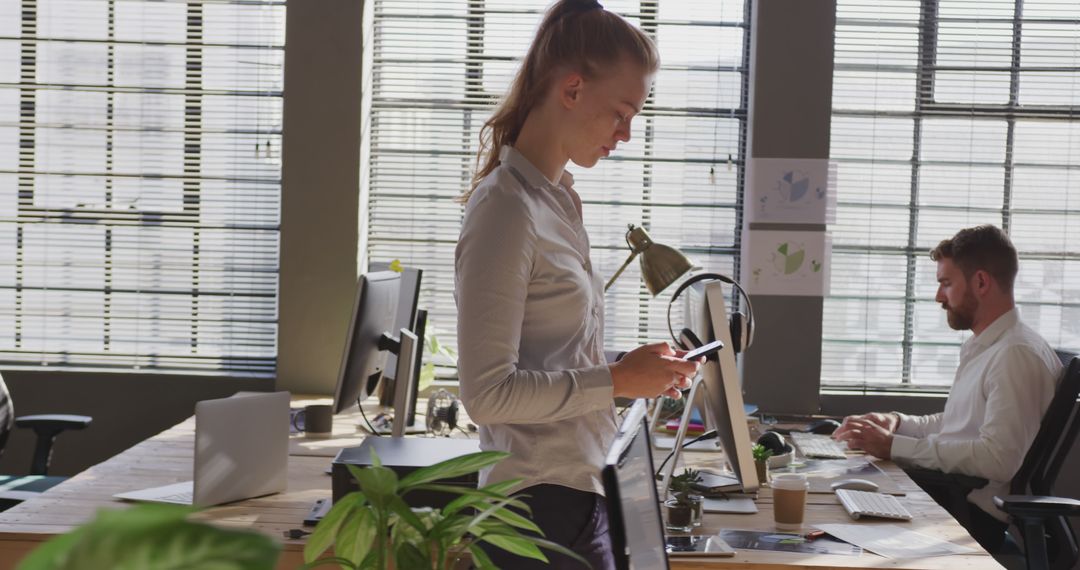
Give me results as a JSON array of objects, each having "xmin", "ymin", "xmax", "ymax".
[{"xmin": 458, "ymin": 0, "xmax": 658, "ymax": 203}]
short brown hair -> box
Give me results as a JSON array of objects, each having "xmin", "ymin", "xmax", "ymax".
[{"xmin": 930, "ymin": 225, "xmax": 1018, "ymax": 293}]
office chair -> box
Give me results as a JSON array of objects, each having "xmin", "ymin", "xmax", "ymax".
[
  {"xmin": 0, "ymin": 372, "xmax": 92, "ymax": 511},
  {"xmin": 993, "ymin": 354, "xmax": 1080, "ymax": 570},
  {"xmin": 906, "ymin": 351, "xmax": 1079, "ymax": 569}
]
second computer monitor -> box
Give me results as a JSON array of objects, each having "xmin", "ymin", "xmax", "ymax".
[
  {"xmin": 331, "ymin": 271, "xmax": 401, "ymax": 414},
  {"xmin": 688, "ymin": 279, "xmax": 759, "ymax": 493},
  {"xmin": 603, "ymin": 399, "xmax": 670, "ymax": 570}
]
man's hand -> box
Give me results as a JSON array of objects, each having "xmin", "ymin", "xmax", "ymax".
[
  {"xmin": 832, "ymin": 412, "xmax": 899, "ymax": 439},
  {"xmin": 833, "ymin": 418, "xmax": 893, "ymax": 459},
  {"xmin": 611, "ymin": 342, "xmax": 701, "ymax": 400}
]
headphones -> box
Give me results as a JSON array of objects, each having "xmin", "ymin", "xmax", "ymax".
[
  {"xmin": 425, "ymin": 389, "xmax": 460, "ymax": 437},
  {"xmin": 666, "ymin": 272, "xmax": 755, "ymax": 354}
]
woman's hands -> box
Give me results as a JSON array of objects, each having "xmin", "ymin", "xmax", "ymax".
[{"xmin": 610, "ymin": 341, "xmax": 702, "ymax": 400}]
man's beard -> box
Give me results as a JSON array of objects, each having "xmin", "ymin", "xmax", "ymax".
[{"xmin": 943, "ymin": 290, "xmax": 977, "ymax": 331}]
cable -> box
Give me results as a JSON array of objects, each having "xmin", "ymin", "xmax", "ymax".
[
  {"xmin": 654, "ymin": 430, "xmax": 718, "ymax": 479},
  {"xmin": 357, "ymin": 397, "xmax": 381, "ymax": 436}
]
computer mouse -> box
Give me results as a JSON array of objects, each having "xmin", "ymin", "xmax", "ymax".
[
  {"xmin": 756, "ymin": 431, "xmax": 791, "ymax": 455},
  {"xmin": 806, "ymin": 418, "xmax": 842, "ymax": 435},
  {"xmin": 830, "ymin": 478, "xmax": 879, "ymax": 492}
]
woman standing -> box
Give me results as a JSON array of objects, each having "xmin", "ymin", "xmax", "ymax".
[{"xmin": 455, "ymin": 1, "xmax": 701, "ymax": 568}]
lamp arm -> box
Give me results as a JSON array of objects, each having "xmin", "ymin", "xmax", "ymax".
[{"xmin": 605, "ymin": 250, "xmax": 641, "ymax": 292}]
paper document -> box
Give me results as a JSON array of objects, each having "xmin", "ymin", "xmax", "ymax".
[
  {"xmin": 816, "ymin": 524, "xmax": 978, "ymax": 559},
  {"xmin": 701, "ymin": 495, "xmax": 757, "ymax": 514},
  {"xmin": 718, "ymin": 529, "xmax": 860, "ymax": 556}
]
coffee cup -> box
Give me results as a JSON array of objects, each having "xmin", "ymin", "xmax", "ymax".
[
  {"xmin": 771, "ymin": 473, "xmax": 809, "ymax": 531},
  {"xmin": 292, "ymin": 404, "xmax": 333, "ymax": 439}
]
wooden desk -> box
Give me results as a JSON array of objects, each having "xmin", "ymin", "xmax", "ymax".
[
  {"xmin": 0, "ymin": 396, "xmax": 460, "ymax": 570},
  {"xmin": 668, "ymin": 453, "xmax": 1002, "ymax": 569},
  {"xmin": 0, "ymin": 405, "xmax": 1001, "ymax": 570}
]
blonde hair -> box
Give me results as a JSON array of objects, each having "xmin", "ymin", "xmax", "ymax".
[{"xmin": 459, "ymin": 0, "xmax": 659, "ymax": 203}]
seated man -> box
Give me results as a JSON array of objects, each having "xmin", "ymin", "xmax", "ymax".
[{"xmin": 833, "ymin": 224, "xmax": 1063, "ymax": 551}]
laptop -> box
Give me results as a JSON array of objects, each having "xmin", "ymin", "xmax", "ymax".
[
  {"xmin": 605, "ymin": 400, "xmax": 734, "ymax": 570},
  {"xmin": 114, "ymin": 391, "xmax": 290, "ymax": 507}
]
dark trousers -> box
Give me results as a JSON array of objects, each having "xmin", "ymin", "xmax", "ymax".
[
  {"xmin": 481, "ymin": 483, "xmax": 615, "ymax": 570},
  {"xmin": 965, "ymin": 504, "xmax": 1009, "ymax": 553}
]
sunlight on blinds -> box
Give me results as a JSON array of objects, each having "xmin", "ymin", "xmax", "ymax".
[
  {"xmin": 825, "ymin": 0, "xmax": 1080, "ymax": 390},
  {"xmin": 364, "ymin": 0, "xmax": 750, "ymax": 357},
  {"xmin": 0, "ymin": 0, "xmax": 284, "ymax": 374}
]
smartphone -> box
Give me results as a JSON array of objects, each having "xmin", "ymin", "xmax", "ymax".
[
  {"xmin": 665, "ymin": 534, "xmax": 736, "ymax": 557},
  {"xmin": 681, "ymin": 339, "xmax": 724, "ymax": 361}
]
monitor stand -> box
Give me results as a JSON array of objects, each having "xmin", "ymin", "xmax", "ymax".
[
  {"xmin": 649, "ymin": 391, "xmax": 723, "ymax": 452},
  {"xmin": 659, "ymin": 377, "xmax": 748, "ymax": 500}
]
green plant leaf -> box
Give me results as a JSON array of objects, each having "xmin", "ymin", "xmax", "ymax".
[
  {"xmin": 413, "ymin": 484, "xmax": 529, "ymax": 515},
  {"xmin": 526, "ymin": 536, "xmax": 592, "ymax": 569},
  {"xmin": 387, "ymin": 496, "xmax": 427, "ymax": 534},
  {"xmin": 440, "ymin": 479, "xmax": 524, "ymax": 518},
  {"xmin": 398, "ymin": 451, "xmax": 509, "ymax": 489},
  {"xmin": 394, "ymin": 541, "xmax": 429, "ymax": 570},
  {"xmin": 304, "ymin": 493, "xmax": 366, "ymax": 563},
  {"xmin": 488, "ymin": 506, "xmax": 541, "ymax": 534},
  {"xmin": 336, "ymin": 508, "xmax": 377, "ymax": 566},
  {"xmin": 354, "ymin": 465, "xmax": 398, "ymax": 505},
  {"xmin": 468, "ymin": 544, "xmax": 498, "ymax": 570},
  {"xmin": 18, "ymin": 505, "xmax": 280, "ymax": 570},
  {"xmin": 477, "ymin": 533, "xmax": 548, "ymax": 562},
  {"xmin": 296, "ymin": 556, "xmax": 362, "ymax": 570}
]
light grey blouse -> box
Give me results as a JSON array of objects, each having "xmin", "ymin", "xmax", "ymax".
[{"xmin": 455, "ymin": 145, "xmax": 617, "ymax": 495}]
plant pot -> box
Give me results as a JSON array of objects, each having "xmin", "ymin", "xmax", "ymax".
[
  {"xmin": 755, "ymin": 460, "xmax": 769, "ymax": 485},
  {"xmin": 663, "ymin": 498, "xmax": 694, "ymax": 532}
]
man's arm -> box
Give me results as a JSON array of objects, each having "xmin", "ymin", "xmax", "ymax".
[
  {"xmin": 891, "ymin": 346, "xmax": 1057, "ymax": 480},
  {"xmin": 894, "ymin": 412, "xmax": 943, "ymax": 438}
]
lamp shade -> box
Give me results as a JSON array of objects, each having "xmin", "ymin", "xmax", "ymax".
[
  {"xmin": 640, "ymin": 242, "xmax": 696, "ymax": 296},
  {"xmin": 605, "ymin": 224, "xmax": 696, "ymax": 296}
]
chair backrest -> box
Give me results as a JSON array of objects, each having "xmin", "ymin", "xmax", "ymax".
[
  {"xmin": 0, "ymin": 373, "xmax": 13, "ymax": 458},
  {"xmin": 1013, "ymin": 354, "xmax": 1080, "ymax": 495},
  {"xmin": 1010, "ymin": 354, "xmax": 1080, "ymax": 570}
]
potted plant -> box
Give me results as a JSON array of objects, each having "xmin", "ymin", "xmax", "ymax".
[
  {"xmin": 16, "ymin": 451, "xmax": 580, "ymax": 570},
  {"xmin": 752, "ymin": 443, "xmax": 773, "ymax": 485},
  {"xmin": 302, "ymin": 450, "xmax": 586, "ymax": 570},
  {"xmin": 664, "ymin": 468, "xmax": 703, "ymax": 532}
]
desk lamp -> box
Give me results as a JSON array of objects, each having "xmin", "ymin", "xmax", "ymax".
[{"xmin": 604, "ymin": 224, "xmax": 696, "ymax": 296}]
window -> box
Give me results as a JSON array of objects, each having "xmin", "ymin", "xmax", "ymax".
[
  {"xmin": 825, "ymin": 0, "xmax": 1080, "ymax": 390},
  {"xmin": 363, "ymin": 0, "xmax": 751, "ymax": 356},
  {"xmin": 0, "ymin": 0, "xmax": 285, "ymax": 374}
]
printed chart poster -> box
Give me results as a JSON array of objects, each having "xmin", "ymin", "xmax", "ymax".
[
  {"xmin": 743, "ymin": 230, "xmax": 830, "ymax": 297},
  {"xmin": 746, "ymin": 158, "xmax": 834, "ymax": 224}
]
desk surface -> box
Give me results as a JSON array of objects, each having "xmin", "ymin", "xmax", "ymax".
[{"xmin": 0, "ymin": 400, "xmax": 1002, "ymax": 570}]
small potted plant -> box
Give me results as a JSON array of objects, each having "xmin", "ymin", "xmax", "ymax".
[
  {"xmin": 752, "ymin": 443, "xmax": 773, "ymax": 485},
  {"xmin": 664, "ymin": 468, "xmax": 704, "ymax": 531}
]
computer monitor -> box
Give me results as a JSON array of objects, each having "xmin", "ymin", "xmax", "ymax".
[
  {"xmin": 603, "ymin": 399, "xmax": 670, "ymax": 570},
  {"xmin": 331, "ymin": 271, "xmax": 401, "ymax": 414},
  {"xmin": 662, "ymin": 279, "xmax": 758, "ymax": 495},
  {"xmin": 378, "ymin": 265, "xmax": 423, "ymax": 400}
]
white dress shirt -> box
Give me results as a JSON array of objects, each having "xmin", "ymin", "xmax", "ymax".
[
  {"xmin": 891, "ymin": 308, "xmax": 1063, "ymax": 521},
  {"xmin": 455, "ymin": 146, "xmax": 617, "ymax": 495}
]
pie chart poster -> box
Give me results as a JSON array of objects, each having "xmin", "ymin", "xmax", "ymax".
[{"xmin": 743, "ymin": 230, "xmax": 830, "ymax": 297}]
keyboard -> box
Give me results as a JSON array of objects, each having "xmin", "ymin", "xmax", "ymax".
[
  {"xmin": 790, "ymin": 432, "xmax": 848, "ymax": 459},
  {"xmin": 835, "ymin": 489, "xmax": 913, "ymax": 520}
]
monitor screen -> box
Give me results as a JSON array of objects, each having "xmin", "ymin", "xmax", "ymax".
[
  {"xmin": 692, "ymin": 279, "xmax": 758, "ymax": 492},
  {"xmin": 332, "ymin": 271, "xmax": 401, "ymax": 414},
  {"xmin": 603, "ymin": 400, "xmax": 670, "ymax": 570},
  {"xmin": 380, "ymin": 266, "xmax": 423, "ymax": 385}
]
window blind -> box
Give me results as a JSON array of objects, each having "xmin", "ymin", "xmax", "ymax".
[
  {"xmin": 0, "ymin": 0, "xmax": 284, "ymax": 374},
  {"xmin": 825, "ymin": 0, "xmax": 1080, "ymax": 389},
  {"xmin": 363, "ymin": 0, "xmax": 750, "ymax": 359}
]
